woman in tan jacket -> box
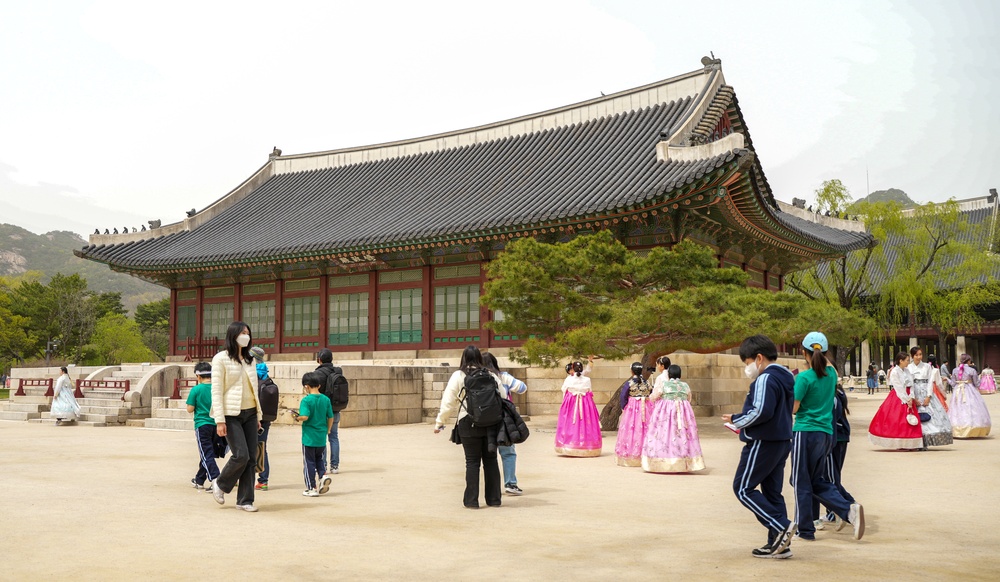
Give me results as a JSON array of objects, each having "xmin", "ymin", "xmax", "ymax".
[{"xmin": 210, "ymin": 321, "xmax": 263, "ymax": 512}]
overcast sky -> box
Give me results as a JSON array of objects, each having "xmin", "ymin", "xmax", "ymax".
[{"xmin": 2, "ymin": 0, "xmax": 998, "ymax": 237}]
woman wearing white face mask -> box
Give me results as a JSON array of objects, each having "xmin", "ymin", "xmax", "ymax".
[{"xmin": 210, "ymin": 321, "xmax": 263, "ymax": 512}]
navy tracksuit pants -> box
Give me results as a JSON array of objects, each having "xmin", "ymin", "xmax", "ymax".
[
  {"xmin": 194, "ymin": 425, "xmax": 221, "ymax": 485},
  {"xmin": 733, "ymin": 439, "xmax": 792, "ymax": 545},
  {"xmin": 792, "ymin": 431, "xmax": 852, "ymax": 537}
]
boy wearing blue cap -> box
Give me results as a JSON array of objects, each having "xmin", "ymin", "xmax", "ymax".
[{"xmin": 792, "ymin": 331, "xmax": 864, "ymax": 542}]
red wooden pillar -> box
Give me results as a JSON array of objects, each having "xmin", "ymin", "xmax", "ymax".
[
  {"xmin": 367, "ymin": 271, "xmax": 378, "ymax": 352},
  {"xmin": 421, "ymin": 265, "xmax": 432, "ymax": 351},
  {"xmin": 274, "ymin": 278, "xmax": 284, "ymax": 354},
  {"xmin": 319, "ymin": 274, "xmax": 329, "ymax": 349},
  {"xmin": 234, "ymin": 282, "xmax": 243, "ymax": 330},
  {"xmin": 169, "ymin": 287, "xmax": 178, "ymax": 356}
]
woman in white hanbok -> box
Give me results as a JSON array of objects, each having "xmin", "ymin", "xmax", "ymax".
[
  {"xmin": 49, "ymin": 367, "xmax": 81, "ymax": 425},
  {"xmin": 907, "ymin": 349, "xmax": 952, "ymax": 447}
]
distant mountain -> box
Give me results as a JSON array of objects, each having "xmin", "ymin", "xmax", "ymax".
[
  {"xmin": 0, "ymin": 223, "xmax": 167, "ymax": 312},
  {"xmin": 855, "ymin": 188, "xmax": 916, "ymax": 207}
]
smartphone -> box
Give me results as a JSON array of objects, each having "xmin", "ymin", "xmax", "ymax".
[{"xmin": 724, "ymin": 422, "xmax": 740, "ymax": 434}]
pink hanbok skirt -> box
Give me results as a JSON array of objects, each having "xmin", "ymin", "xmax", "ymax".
[
  {"xmin": 555, "ymin": 391, "xmax": 603, "ymax": 457},
  {"xmin": 979, "ymin": 374, "xmax": 996, "ymax": 395},
  {"xmin": 615, "ymin": 397, "xmax": 653, "ymax": 466},
  {"xmin": 641, "ymin": 398, "xmax": 705, "ymax": 473}
]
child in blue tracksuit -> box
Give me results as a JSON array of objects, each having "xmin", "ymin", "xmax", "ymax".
[
  {"xmin": 722, "ymin": 335, "xmax": 796, "ymax": 559},
  {"xmin": 186, "ymin": 362, "xmax": 220, "ymax": 492}
]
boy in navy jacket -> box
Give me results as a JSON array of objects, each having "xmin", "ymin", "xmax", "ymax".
[{"xmin": 722, "ymin": 335, "xmax": 796, "ymax": 559}]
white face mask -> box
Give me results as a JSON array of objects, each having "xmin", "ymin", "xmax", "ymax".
[
  {"xmin": 236, "ymin": 334, "xmax": 251, "ymax": 347},
  {"xmin": 744, "ymin": 359, "xmax": 761, "ymax": 381}
]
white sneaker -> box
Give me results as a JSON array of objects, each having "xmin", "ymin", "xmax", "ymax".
[
  {"xmin": 813, "ymin": 519, "xmax": 826, "ymax": 531},
  {"xmin": 236, "ymin": 504, "xmax": 258, "ymax": 512},
  {"xmin": 848, "ymin": 503, "xmax": 865, "ymax": 540},
  {"xmin": 318, "ymin": 475, "xmax": 332, "ymax": 495},
  {"xmin": 330, "ymin": 465, "xmax": 339, "ymax": 474},
  {"xmin": 302, "ymin": 489, "xmax": 319, "ymax": 497},
  {"xmin": 212, "ymin": 483, "xmax": 225, "ymax": 505}
]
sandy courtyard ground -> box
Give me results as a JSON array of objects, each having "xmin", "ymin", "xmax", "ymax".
[{"xmin": 1, "ymin": 391, "xmax": 998, "ymax": 581}]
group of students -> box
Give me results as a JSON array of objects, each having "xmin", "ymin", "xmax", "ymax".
[
  {"xmin": 552, "ymin": 355, "xmax": 705, "ymax": 473},
  {"xmin": 869, "ymin": 347, "xmax": 993, "ymax": 449},
  {"xmin": 185, "ymin": 321, "xmax": 345, "ymax": 511}
]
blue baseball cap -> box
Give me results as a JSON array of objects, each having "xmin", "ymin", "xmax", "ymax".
[{"xmin": 802, "ymin": 331, "xmax": 829, "ymax": 353}]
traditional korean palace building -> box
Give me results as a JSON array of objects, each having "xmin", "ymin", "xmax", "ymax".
[{"xmin": 77, "ymin": 58, "xmax": 873, "ymax": 359}]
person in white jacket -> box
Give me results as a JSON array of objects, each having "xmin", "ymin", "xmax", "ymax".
[
  {"xmin": 210, "ymin": 321, "xmax": 263, "ymax": 512},
  {"xmin": 434, "ymin": 346, "xmax": 507, "ymax": 508}
]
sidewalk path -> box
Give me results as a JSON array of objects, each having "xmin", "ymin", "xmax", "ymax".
[{"xmin": 1, "ymin": 392, "xmax": 996, "ymax": 580}]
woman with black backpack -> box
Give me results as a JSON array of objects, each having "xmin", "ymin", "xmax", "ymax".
[{"xmin": 434, "ymin": 345, "xmax": 508, "ymax": 508}]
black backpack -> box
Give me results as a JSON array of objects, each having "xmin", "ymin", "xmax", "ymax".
[
  {"xmin": 258, "ymin": 376, "xmax": 280, "ymax": 421},
  {"xmin": 461, "ymin": 367, "xmax": 502, "ymax": 427},
  {"xmin": 323, "ymin": 366, "xmax": 350, "ymax": 412}
]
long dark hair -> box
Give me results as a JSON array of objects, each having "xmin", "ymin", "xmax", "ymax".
[
  {"xmin": 482, "ymin": 352, "xmax": 501, "ymax": 374},
  {"xmin": 803, "ymin": 346, "xmax": 828, "ymax": 378},
  {"xmin": 459, "ymin": 345, "xmax": 484, "ymax": 375},
  {"xmin": 225, "ymin": 321, "xmax": 253, "ymax": 364}
]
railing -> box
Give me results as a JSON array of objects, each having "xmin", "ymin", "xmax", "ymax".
[
  {"xmin": 171, "ymin": 378, "xmax": 200, "ymax": 400},
  {"xmin": 181, "ymin": 337, "xmax": 221, "ymax": 361},
  {"xmin": 15, "ymin": 378, "xmax": 53, "ymax": 397},
  {"xmin": 76, "ymin": 379, "xmax": 131, "ymax": 401}
]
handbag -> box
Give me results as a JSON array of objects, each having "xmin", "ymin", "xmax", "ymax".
[{"xmin": 449, "ymin": 421, "xmax": 462, "ymax": 445}]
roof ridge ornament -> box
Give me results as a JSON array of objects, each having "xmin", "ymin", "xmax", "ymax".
[{"xmin": 701, "ymin": 53, "xmax": 722, "ymax": 71}]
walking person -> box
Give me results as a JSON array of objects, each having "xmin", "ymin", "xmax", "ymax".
[
  {"xmin": 615, "ymin": 362, "xmax": 653, "ymax": 467},
  {"xmin": 294, "ymin": 372, "xmax": 334, "ymax": 497},
  {"xmin": 866, "ymin": 365, "xmax": 877, "ymax": 395},
  {"xmin": 722, "ymin": 335, "xmax": 797, "ymax": 559},
  {"xmin": 908, "ymin": 348, "xmax": 953, "ymax": 447},
  {"xmin": 434, "ymin": 345, "xmax": 507, "ymax": 508},
  {"xmin": 790, "ymin": 332, "xmax": 864, "ymax": 543},
  {"xmin": 49, "ymin": 366, "xmax": 80, "ymax": 425},
  {"xmin": 641, "ymin": 362, "xmax": 705, "ymax": 473},
  {"xmin": 813, "ymin": 382, "xmax": 856, "ymax": 530},
  {"xmin": 249, "ymin": 347, "xmax": 280, "ymax": 491},
  {"xmin": 186, "ymin": 362, "xmax": 220, "ymax": 492},
  {"xmin": 210, "ymin": 321, "xmax": 263, "ymax": 512},
  {"xmin": 483, "ymin": 353, "xmax": 528, "ymax": 496},
  {"xmin": 554, "ymin": 357, "xmax": 602, "ymax": 457},
  {"xmin": 313, "ymin": 349, "xmax": 343, "ymax": 474},
  {"xmin": 947, "ymin": 354, "xmax": 992, "ymax": 438},
  {"xmin": 978, "ymin": 363, "xmax": 996, "ymax": 394},
  {"xmin": 868, "ymin": 352, "xmax": 924, "ymax": 450}
]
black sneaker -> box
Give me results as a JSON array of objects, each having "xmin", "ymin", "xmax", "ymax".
[
  {"xmin": 770, "ymin": 521, "xmax": 797, "ymax": 554},
  {"xmin": 752, "ymin": 545, "xmax": 792, "ymax": 559},
  {"xmin": 504, "ymin": 484, "xmax": 523, "ymax": 495}
]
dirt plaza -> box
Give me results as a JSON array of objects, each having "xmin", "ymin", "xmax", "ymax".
[{"xmin": 1, "ymin": 392, "xmax": 997, "ymax": 581}]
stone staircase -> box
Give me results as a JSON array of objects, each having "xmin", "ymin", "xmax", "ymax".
[
  {"xmin": 144, "ymin": 384, "xmax": 195, "ymax": 431},
  {"xmin": 0, "ymin": 389, "xmax": 50, "ymax": 421}
]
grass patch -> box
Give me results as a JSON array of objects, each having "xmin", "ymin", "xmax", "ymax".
[{"xmin": 0, "ymin": 389, "xmax": 9, "ymax": 400}]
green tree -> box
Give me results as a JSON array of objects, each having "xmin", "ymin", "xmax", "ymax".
[
  {"xmin": 85, "ymin": 314, "xmax": 156, "ymax": 365},
  {"xmin": 815, "ymin": 179, "xmax": 853, "ymax": 214},
  {"xmin": 0, "ymin": 285, "xmax": 36, "ymax": 369},
  {"xmin": 135, "ymin": 298, "xmax": 170, "ymax": 359},
  {"xmin": 91, "ymin": 292, "xmax": 127, "ymax": 320},
  {"xmin": 787, "ymin": 197, "xmax": 1000, "ymax": 370}
]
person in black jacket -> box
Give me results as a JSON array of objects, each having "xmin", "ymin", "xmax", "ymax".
[
  {"xmin": 250, "ymin": 347, "xmax": 279, "ymax": 491},
  {"xmin": 313, "ymin": 349, "xmax": 342, "ymax": 474},
  {"xmin": 722, "ymin": 335, "xmax": 796, "ymax": 559}
]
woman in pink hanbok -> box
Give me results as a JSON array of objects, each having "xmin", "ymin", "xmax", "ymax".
[
  {"xmin": 641, "ymin": 363, "xmax": 705, "ymax": 473},
  {"xmin": 948, "ymin": 354, "xmax": 992, "ymax": 438},
  {"xmin": 614, "ymin": 362, "xmax": 654, "ymax": 466},
  {"xmin": 978, "ymin": 364, "xmax": 996, "ymax": 395},
  {"xmin": 555, "ymin": 359, "xmax": 602, "ymax": 457}
]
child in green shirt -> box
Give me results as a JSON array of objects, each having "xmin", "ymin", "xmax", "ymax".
[
  {"xmin": 294, "ymin": 371, "xmax": 334, "ymax": 497},
  {"xmin": 186, "ymin": 362, "xmax": 220, "ymax": 491}
]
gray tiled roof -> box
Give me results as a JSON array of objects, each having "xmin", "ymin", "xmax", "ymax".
[{"xmin": 78, "ymin": 89, "xmax": 873, "ymax": 272}]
